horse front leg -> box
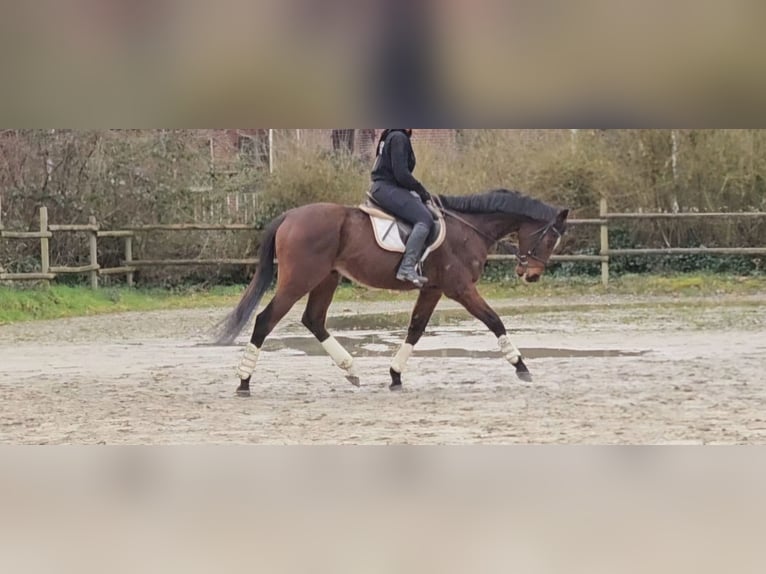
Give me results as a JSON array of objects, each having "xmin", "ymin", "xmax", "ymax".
[
  {"xmin": 449, "ymin": 285, "xmax": 532, "ymax": 382},
  {"xmin": 389, "ymin": 288, "xmax": 443, "ymax": 390}
]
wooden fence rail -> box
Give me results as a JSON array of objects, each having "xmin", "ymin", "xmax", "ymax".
[{"xmin": 1, "ymin": 199, "xmax": 764, "ymax": 287}]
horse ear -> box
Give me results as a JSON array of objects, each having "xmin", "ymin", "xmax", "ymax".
[{"xmin": 556, "ymin": 209, "xmax": 569, "ymax": 226}]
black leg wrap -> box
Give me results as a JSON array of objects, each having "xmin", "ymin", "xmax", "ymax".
[
  {"xmin": 236, "ymin": 377, "xmax": 251, "ymax": 397},
  {"xmin": 389, "ymin": 368, "xmax": 403, "ymax": 391},
  {"xmin": 514, "ymin": 359, "xmax": 533, "ymax": 382}
]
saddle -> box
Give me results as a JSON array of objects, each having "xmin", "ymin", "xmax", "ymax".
[{"xmin": 358, "ymin": 192, "xmax": 447, "ymax": 261}]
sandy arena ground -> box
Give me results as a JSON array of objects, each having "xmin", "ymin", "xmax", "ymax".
[{"xmin": 1, "ymin": 293, "xmax": 765, "ymax": 444}]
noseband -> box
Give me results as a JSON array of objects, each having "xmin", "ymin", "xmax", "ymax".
[{"xmin": 517, "ymin": 220, "xmax": 563, "ymax": 268}]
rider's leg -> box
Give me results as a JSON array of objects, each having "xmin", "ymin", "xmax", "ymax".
[{"xmin": 370, "ymin": 184, "xmax": 434, "ymax": 287}]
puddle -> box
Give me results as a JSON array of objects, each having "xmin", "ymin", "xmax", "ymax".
[
  {"xmin": 258, "ymin": 334, "xmax": 647, "ymax": 360},
  {"xmin": 200, "ymin": 307, "xmax": 649, "ymax": 359},
  {"xmin": 324, "ymin": 307, "xmax": 538, "ymax": 332}
]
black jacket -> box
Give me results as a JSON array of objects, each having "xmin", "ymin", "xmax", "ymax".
[{"xmin": 370, "ymin": 129, "xmax": 429, "ymax": 200}]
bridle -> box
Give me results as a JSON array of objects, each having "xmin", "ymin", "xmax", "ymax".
[
  {"xmin": 517, "ymin": 220, "xmax": 563, "ymax": 269},
  {"xmin": 431, "ymin": 196, "xmax": 563, "ymax": 268}
]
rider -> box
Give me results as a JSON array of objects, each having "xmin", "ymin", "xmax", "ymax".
[{"xmin": 369, "ymin": 129, "xmax": 434, "ymax": 288}]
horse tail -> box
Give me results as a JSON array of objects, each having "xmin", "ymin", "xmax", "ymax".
[{"xmin": 213, "ymin": 213, "xmax": 287, "ymax": 345}]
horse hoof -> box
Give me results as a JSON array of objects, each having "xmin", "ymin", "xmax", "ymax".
[
  {"xmin": 236, "ymin": 388, "xmax": 251, "ymax": 397},
  {"xmin": 516, "ymin": 371, "xmax": 533, "ymax": 383},
  {"xmin": 389, "ymin": 368, "xmax": 403, "ymax": 390},
  {"xmin": 346, "ymin": 374, "xmax": 361, "ymax": 387},
  {"xmin": 514, "ymin": 359, "xmax": 533, "ymax": 382}
]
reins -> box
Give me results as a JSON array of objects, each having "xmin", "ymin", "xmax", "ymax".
[
  {"xmin": 431, "ymin": 196, "xmax": 497, "ymax": 245},
  {"xmin": 432, "ymin": 195, "xmax": 562, "ymax": 268}
]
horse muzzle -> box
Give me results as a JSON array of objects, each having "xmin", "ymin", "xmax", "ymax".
[{"xmin": 516, "ymin": 262, "xmax": 542, "ymax": 283}]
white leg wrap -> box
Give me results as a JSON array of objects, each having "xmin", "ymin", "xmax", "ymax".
[
  {"xmin": 498, "ymin": 335, "xmax": 521, "ymax": 365},
  {"xmin": 237, "ymin": 343, "xmax": 261, "ymax": 380},
  {"xmin": 390, "ymin": 343, "xmax": 414, "ymax": 374},
  {"xmin": 321, "ymin": 336, "xmax": 354, "ymax": 372}
]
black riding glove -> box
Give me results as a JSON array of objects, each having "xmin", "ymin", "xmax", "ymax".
[{"xmin": 417, "ymin": 188, "xmax": 432, "ymax": 203}]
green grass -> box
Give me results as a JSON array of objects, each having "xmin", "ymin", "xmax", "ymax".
[
  {"xmin": 334, "ymin": 272, "xmax": 766, "ymax": 302},
  {"xmin": 0, "ymin": 284, "xmax": 244, "ymax": 325},
  {"xmin": 1, "ymin": 273, "xmax": 764, "ymax": 325}
]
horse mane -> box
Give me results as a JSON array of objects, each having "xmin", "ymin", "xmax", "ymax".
[{"xmin": 438, "ymin": 189, "xmax": 561, "ymax": 222}]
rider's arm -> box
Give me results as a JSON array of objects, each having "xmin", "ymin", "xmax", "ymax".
[{"xmin": 389, "ymin": 133, "xmax": 430, "ymax": 200}]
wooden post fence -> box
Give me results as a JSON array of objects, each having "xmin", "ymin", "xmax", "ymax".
[
  {"xmin": 125, "ymin": 236, "xmax": 134, "ymax": 287},
  {"xmin": 0, "ymin": 205, "xmax": 55, "ymax": 282},
  {"xmin": 39, "ymin": 206, "xmax": 50, "ymax": 287},
  {"xmin": 88, "ymin": 215, "xmax": 98, "ymax": 289},
  {"xmin": 0, "ymin": 208, "xmax": 138, "ymax": 288},
  {"xmin": 599, "ymin": 197, "xmax": 609, "ymax": 287},
  {"xmin": 1, "ymin": 201, "xmax": 766, "ymax": 288}
]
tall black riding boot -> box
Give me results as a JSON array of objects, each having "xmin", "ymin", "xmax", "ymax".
[{"xmin": 396, "ymin": 222, "xmax": 430, "ymax": 287}]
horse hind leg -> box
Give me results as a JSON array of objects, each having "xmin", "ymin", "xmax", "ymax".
[
  {"xmin": 235, "ymin": 208, "xmax": 345, "ymax": 396},
  {"xmin": 301, "ymin": 272, "xmax": 360, "ymax": 386},
  {"xmin": 235, "ymin": 288, "xmax": 305, "ymax": 397}
]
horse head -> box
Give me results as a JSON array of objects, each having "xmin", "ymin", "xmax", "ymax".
[{"xmin": 515, "ymin": 209, "xmax": 569, "ymax": 283}]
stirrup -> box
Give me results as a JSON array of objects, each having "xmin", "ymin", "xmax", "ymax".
[{"xmin": 396, "ymin": 269, "xmax": 428, "ymax": 287}]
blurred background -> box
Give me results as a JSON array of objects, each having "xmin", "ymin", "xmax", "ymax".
[
  {"xmin": 0, "ymin": 0, "xmax": 764, "ymax": 125},
  {"xmin": 1, "ymin": 447, "xmax": 765, "ymax": 574}
]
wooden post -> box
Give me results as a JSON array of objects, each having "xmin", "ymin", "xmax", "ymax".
[
  {"xmin": 268, "ymin": 129, "xmax": 274, "ymax": 173},
  {"xmin": 0, "ymin": 195, "xmax": 3, "ymax": 276},
  {"xmin": 88, "ymin": 215, "xmax": 98, "ymax": 289},
  {"xmin": 599, "ymin": 197, "xmax": 609, "ymax": 287},
  {"xmin": 39, "ymin": 206, "xmax": 50, "ymax": 286},
  {"xmin": 124, "ymin": 235, "xmax": 134, "ymax": 287}
]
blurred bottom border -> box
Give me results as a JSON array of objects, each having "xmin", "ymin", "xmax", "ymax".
[{"xmin": 1, "ymin": 446, "xmax": 764, "ymax": 574}]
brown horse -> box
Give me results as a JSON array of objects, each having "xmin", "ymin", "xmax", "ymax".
[{"xmin": 215, "ymin": 188, "xmax": 569, "ymax": 395}]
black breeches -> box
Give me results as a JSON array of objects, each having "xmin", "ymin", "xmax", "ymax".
[{"xmin": 370, "ymin": 182, "xmax": 434, "ymax": 228}]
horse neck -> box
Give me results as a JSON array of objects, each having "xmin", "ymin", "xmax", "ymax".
[{"xmin": 462, "ymin": 212, "xmax": 526, "ymax": 245}]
